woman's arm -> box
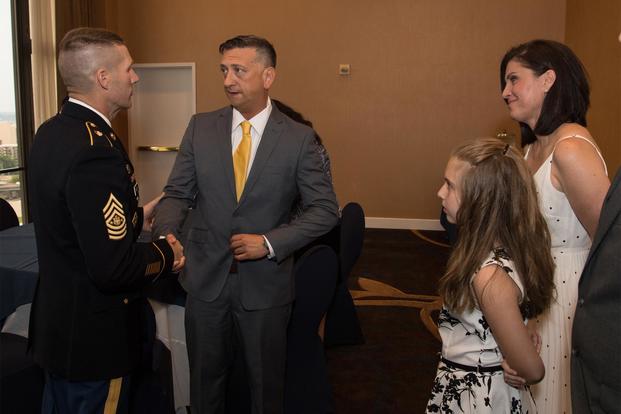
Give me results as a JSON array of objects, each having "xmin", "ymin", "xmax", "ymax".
[
  {"xmin": 552, "ymin": 137, "xmax": 610, "ymax": 239},
  {"xmin": 472, "ymin": 265, "xmax": 545, "ymax": 384}
]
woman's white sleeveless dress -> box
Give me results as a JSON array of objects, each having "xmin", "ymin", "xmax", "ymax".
[{"xmin": 525, "ymin": 135, "xmax": 607, "ymax": 413}]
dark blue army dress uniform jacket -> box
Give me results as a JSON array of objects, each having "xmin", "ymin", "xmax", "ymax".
[{"xmin": 27, "ymin": 101, "xmax": 174, "ymax": 381}]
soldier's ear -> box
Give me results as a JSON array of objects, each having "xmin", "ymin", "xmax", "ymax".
[{"xmin": 96, "ymin": 68, "xmax": 110, "ymax": 90}]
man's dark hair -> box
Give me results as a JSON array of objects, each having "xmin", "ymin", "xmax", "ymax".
[
  {"xmin": 500, "ymin": 39, "xmax": 590, "ymax": 147},
  {"xmin": 219, "ymin": 35, "xmax": 277, "ymax": 68}
]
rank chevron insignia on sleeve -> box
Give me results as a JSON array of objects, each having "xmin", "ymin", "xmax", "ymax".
[{"xmin": 103, "ymin": 193, "xmax": 127, "ymax": 240}]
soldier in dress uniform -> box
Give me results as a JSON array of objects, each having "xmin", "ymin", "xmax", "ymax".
[{"xmin": 28, "ymin": 27, "xmax": 185, "ymax": 414}]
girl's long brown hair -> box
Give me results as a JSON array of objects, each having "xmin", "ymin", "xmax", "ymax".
[{"xmin": 439, "ymin": 138, "xmax": 555, "ymax": 318}]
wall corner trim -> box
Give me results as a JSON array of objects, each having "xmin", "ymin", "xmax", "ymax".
[{"xmin": 364, "ymin": 217, "xmax": 442, "ymax": 230}]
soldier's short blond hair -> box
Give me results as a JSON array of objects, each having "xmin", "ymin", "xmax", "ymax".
[{"xmin": 58, "ymin": 27, "xmax": 125, "ymax": 93}]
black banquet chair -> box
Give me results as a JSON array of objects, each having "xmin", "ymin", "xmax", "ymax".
[
  {"xmin": 0, "ymin": 200, "xmax": 45, "ymax": 413},
  {"xmin": 324, "ymin": 202, "xmax": 365, "ymax": 346},
  {"xmin": 0, "ymin": 198, "xmax": 19, "ymax": 231},
  {"xmin": 0, "ymin": 332, "xmax": 45, "ymax": 414},
  {"xmin": 285, "ymin": 245, "xmax": 338, "ymax": 414},
  {"xmin": 439, "ymin": 208, "xmax": 458, "ymax": 246}
]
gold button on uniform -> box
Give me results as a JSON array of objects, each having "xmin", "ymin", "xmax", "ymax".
[{"xmin": 123, "ymin": 298, "xmax": 129, "ymax": 304}]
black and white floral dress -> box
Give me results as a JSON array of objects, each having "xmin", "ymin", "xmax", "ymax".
[{"xmin": 426, "ymin": 248, "xmax": 535, "ymax": 413}]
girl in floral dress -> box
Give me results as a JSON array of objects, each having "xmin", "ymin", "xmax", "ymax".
[{"xmin": 427, "ymin": 138, "xmax": 555, "ymax": 413}]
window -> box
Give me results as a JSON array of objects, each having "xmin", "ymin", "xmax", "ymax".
[{"xmin": 1, "ymin": 0, "xmax": 34, "ymax": 223}]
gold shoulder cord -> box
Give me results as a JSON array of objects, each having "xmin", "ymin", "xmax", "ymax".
[
  {"xmin": 85, "ymin": 122, "xmax": 113, "ymax": 147},
  {"xmin": 149, "ymin": 242, "xmax": 167, "ymax": 281}
]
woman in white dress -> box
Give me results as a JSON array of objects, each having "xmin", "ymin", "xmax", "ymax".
[{"xmin": 499, "ymin": 39, "xmax": 610, "ymax": 413}]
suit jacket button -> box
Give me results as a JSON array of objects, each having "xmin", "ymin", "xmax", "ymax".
[
  {"xmin": 123, "ymin": 298, "xmax": 129, "ymax": 304},
  {"xmin": 578, "ymin": 298, "xmax": 584, "ymax": 307},
  {"xmin": 572, "ymin": 348, "xmax": 579, "ymax": 357}
]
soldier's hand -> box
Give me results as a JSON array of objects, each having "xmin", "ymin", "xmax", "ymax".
[
  {"xmin": 142, "ymin": 192, "xmax": 164, "ymax": 232},
  {"xmin": 166, "ymin": 233, "xmax": 185, "ymax": 272},
  {"xmin": 230, "ymin": 234, "xmax": 268, "ymax": 260}
]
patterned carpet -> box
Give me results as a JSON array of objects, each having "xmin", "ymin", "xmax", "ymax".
[{"xmin": 328, "ymin": 228, "xmax": 451, "ymax": 413}]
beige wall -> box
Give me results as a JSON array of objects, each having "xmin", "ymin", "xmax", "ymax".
[
  {"xmin": 103, "ymin": 0, "xmax": 568, "ymax": 220},
  {"xmin": 566, "ymin": 0, "xmax": 621, "ymax": 177}
]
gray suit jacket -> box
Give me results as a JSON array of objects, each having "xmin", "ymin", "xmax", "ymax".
[
  {"xmin": 571, "ymin": 167, "xmax": 621, "ymax": 413},
  {"xmin": 153, "ymin": 105, "xmax": 339, "ymax": 310}
]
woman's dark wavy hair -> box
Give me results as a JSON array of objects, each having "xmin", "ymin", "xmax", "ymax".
[{"xmin": 500, "ymin": 39, "xmax": 590, "ymax": 147}]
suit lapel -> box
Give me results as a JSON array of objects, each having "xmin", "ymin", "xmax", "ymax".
[
  {"xmin": 216, "ymin": 108, "xmax": 236, "ymax": 199},
  {"xmin": 582, "ymin": 169, "xmax": 621, "ymax": 274},
  {"xmin": 237, "ymin": 109, "xmax": 285, "ymax": 205}
]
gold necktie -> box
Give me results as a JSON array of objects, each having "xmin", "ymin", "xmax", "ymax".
[{"xmin": 233, "ymin": 121, "xmax": 252, "ymax": 201}]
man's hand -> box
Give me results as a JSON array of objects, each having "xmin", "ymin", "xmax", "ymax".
[
  {"xmin": 230, "ymin": 234, "xmax": 268, "ymax": 260},
  {"xmin": 166, "ymin": 233, "xmax": 185, "ymax": 272},
  {"xmin": 142, "ymin": 192, "xmax": 164, "ymax": 232}
]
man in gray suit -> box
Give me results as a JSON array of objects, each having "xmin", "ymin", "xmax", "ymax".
[
  {"xmin": 572, "ymin": 167, "xmax": 621, "ymax": 413},
  {"xmin": 153, "ymin": 35, "xmax": 338, "ymax": 414}
]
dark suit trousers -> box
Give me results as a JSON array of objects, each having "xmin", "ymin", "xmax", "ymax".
[{"xmin": 185, "ymin": 273, "xmax": 291, "ymax": 414}]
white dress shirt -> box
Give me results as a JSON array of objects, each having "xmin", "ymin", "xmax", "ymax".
[
  {"xmin": 68, "ymin": 97, "xmax": 112, "ymax": 127},
  {"xmin": 230, "ymin": 98, "xmax": 276, "ymax": 257},
  {"xmin": 230, "ymin": 97, "xmax": 273, "ymax": 177}
]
